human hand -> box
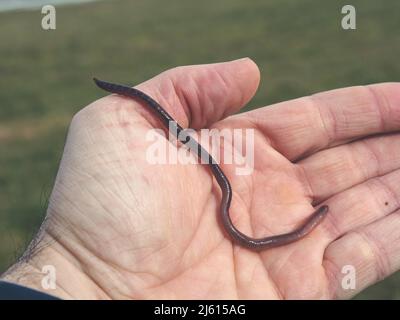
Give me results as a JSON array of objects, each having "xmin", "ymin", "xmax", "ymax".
[{"xmin": 3, "ymin": 58, "xmax": 400, "ymax": 299}]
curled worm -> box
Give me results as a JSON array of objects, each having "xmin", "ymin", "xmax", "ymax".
[{"xmin": 93, "ymin": 78, "xmax": 329, "ymax": 250}]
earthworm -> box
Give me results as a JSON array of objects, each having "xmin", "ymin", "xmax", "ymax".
[{"xmin": 93, "ymin": 78, "xmax": 329, "ymax": 250}]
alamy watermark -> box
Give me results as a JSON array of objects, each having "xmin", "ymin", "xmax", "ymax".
[
  {"xmin": 41, "ymin": 5, "xmax": 56, "ymax": 30},
  {"xmin": 41, "ymin": 4, "xmax": 357, "ymax": 31},
  {"xmin": 41, "ymin": 265, "xmax": 57, "ymax": 290},
  {"xmin": 146, "ymin": 125, "xmax": 255, "ymax": 176},
  {"xmin": 341, "ymin": 264, "xmax": 356, "ymax": 290},
  {"xmin": 341, "ymin": 5, "xmax": 356, "ymax": 30}
]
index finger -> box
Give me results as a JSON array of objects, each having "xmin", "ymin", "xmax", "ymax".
[{"xmin": 242, "ymin": 83, "xmax": 400, "ymax": 161}]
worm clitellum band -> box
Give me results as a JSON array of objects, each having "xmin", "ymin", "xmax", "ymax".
[{"xmin": 93, "ymin": 78, "xmax": 329, "ymax": 250}]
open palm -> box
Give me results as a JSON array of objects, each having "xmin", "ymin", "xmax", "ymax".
[{"xmin": 6, "ymin": 59, "xmax": 400, "ymax": 299}]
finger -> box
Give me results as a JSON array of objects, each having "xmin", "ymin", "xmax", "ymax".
[
  {"xmin": 242, "ymin": 83, "xmax": 400, "ymax": 160},
  {"xmin": 298, "ymin": 133, "xmax": 400, "ymax": 202},
  {"xmin": 315, "ymin": 168, "xmax": 400, "ymax": 246},
  {"xmin": 134, "ymin": 58, "xmax": 260, "ymax": 129},
  {"xmin": 323, "ymin": 209, "xmax": 400, "ymax": 299}
]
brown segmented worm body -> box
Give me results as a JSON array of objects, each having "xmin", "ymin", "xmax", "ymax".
[{"xmin": 93, "ymin": 78, "xmax": 329, "ymax": 250}]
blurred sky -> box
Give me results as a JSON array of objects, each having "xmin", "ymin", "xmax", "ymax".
[{"xmin": 0, "ymin": 0, "xmax": 98, "ymax": 12}]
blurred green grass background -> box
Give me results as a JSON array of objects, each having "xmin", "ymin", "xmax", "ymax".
[{"xmin": 0, "ymin": 0, "xmax": 399, "ymax": 299}]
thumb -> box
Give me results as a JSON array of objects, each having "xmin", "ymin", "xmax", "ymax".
[{"xmin": 137, "ymin": 58, "xmax": 260, "ymax": 129}]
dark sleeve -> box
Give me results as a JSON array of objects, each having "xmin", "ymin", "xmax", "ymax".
[{"xmin": 0, "ymin": 281, "xmax": 61, "ymax": 300}]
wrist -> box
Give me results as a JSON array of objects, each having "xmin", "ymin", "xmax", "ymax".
[{"xmin": 1, "ymin": 232, "xmax": 109, "ymax": 300}]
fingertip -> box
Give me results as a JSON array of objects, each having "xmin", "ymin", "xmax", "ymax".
[{"xmin": 229, "ymin": 57, "xmax": 261, "ymax": 105}]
